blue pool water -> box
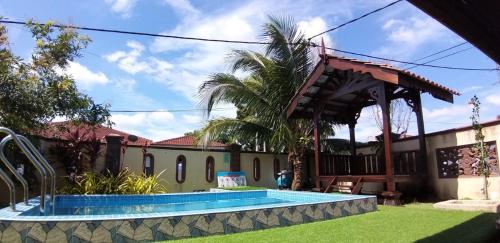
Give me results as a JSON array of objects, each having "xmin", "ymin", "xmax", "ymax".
[
  {"xmin": 0, "ymin": 190, "xmax": 378, "ymax": 242},
  {"xmin": 17, "ymin": 190, "xmax": 361, "ymax": 217},
  {"xmin": 22, "ymin": 197, "xmax": 290, "ymax": 216}
]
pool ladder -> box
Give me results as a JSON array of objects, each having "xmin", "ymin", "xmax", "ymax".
[{"xmin": 0, "ymin": 127, "xmax": 56, "ymax": 213}]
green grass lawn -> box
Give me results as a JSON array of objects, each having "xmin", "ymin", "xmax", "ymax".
[{"xmin": 169, "ymin": 203, "xmax": 499, "ymax": 243}]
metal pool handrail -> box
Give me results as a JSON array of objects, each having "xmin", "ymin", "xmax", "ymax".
[
  {"xmin": 0, "ymin": 167, "xmax": 17, "ymax": 210},
  {"xmin": 16, "ymin": 135, "xmax": 56, "ymax": 205},
  {"xmin": 0, "ymin": 127, "xmax": 48, "ymax": 213},
  {"xmin": 0, "ymin": 137, "xmax": 29, "ymax": 205}
]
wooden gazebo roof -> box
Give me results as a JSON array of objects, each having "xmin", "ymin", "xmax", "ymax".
[{"xmin": 286, "ymin": 55, "xmax": 459, "ymax": 124}]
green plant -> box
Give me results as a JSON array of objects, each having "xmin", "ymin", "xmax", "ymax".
[
  {"xmin": 0, "ymin": 19, "xmax": 112, "ymax": 134},
  {"xmin": 48, "ymin": 123, "xmax": 104, "ymax": 175},
  {"xmin": 197, "ymin": 16, "xmax": 335, "ymax": 190},
  {"xmin": 470, "ymin": 95, "xmax": 490, "ymax": 200},
  {"xmin": 58, "ymin": 169, "xmax": 167, "ymax": 194},
  {"xmin": 119, "ymin": 170, "xmax": 167, "ymax": 194}
]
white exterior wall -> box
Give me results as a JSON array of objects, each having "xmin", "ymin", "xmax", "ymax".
[{"xmin": 239, "ymin": 152, "xmax": 288, "ymax": 189}]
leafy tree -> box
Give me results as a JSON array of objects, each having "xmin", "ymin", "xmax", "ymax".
[
  {"xmin": 0, "ymin": 20, "xmax": 112, "ymax": 134},
  {"xmin": 198, "ymin": 16, "xmax": 334, "ymax": 190},
  {"xmin": 0, "ymin": 20, "xmax": 112, "ymax": 187}
]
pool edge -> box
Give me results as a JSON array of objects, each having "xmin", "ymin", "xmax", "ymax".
[{"xmin": 0, "ymin": 193, "xmax": 377, "ymax": 242}]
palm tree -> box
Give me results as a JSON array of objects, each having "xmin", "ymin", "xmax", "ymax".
[{"xmin": 198, "ymin": 16, "xmax": 333, "ymax": 190}]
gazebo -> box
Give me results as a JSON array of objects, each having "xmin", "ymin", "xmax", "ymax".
[{"xmin": 286, "ymin": 51, "xmax": 459, "ymax": 198}]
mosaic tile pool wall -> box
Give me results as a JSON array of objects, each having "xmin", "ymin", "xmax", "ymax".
[{"xmin": 0, "ymin": 192, "xmax": 377, "ymax": 242}]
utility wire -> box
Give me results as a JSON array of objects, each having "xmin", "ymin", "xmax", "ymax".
[
  {"xmin": 0, "ymin": 20, "xmax": 269, "ymax": 45},
  {"xmin": 404, "ymin": 42, "xmax": 469, "ymax": 66},
  {"xmin": 2, "ymin": 19, "xmax": 498, "ymax": 71},
  {"xmin": 110, "ymin": 108, "xmax": 235, "ymax": 113},
  {"xmin": 322, "ymin": 46, "xmax": 499, "ymax": 71},
  {"xmin": 404, "ymin": 47, "xmax": 474, "ymax": 71},
  {"xmin": 308, "ymin": 0, "xmax": 405, "ymax": 40}
]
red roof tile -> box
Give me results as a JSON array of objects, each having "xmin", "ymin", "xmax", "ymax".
[
  {"xmin": 152, "ymin": 136, "xmax": 227, "ymax": 148},
  {"xmin": 34, "ymin": 122, "xmax": 152, "ymax": 146}
]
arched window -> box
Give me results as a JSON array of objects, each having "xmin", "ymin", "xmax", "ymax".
[
  {"xmin": 206, "ymin": 156, "xmax": 215, "ymax": 182},
  {"xmin": 273, "ymin": 158, "xmax": 280, "ymax": 179},
  {"xmin": 176, "ymin": 155, "xmax": 186, "ymax": 183},
  {"xmin": 143, "ymin": 153, "xmax": 154, "ymax": 176},
  {"xmin": 253, "ymin": 157, "xmax": 261, "ymax": 181}
]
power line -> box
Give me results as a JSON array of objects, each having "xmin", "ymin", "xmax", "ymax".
[
  {"xmin": 0, "ymin": 20, "xmax": 269, "ymax": 45},
  {"xmin": 404, "ymin": 47, "xmax": 474, "ymax": 71},
  {"xmin": 322, "ymin": 46, "xmax": 499, "ymax": 71},
  {"xmin": 2, "ymin": 19, "xmax": 498, "ymax": 72},
  {"xmin": 308, "ymin": 0, "xmax": 405, "ymax": 40},
  {"xmin": 404, "ymin": 42, "xmax": 469, "ymax": 65},
  {"xmin": 110, "ymin": 108, "xmax": 235, "ymax": 113}
]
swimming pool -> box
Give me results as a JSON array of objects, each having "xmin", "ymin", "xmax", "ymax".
[{"xmin": 0, "ymin": 190, "xmax": 377, "ymax": 242}]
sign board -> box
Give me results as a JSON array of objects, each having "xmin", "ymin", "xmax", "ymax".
[{"xmin": 216, "ymin": 171, "xmax": 246, "ymax": 188}]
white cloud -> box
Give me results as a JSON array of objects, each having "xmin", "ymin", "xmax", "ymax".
[
  {"xmin": 182, "ymin": 114, "xmax": 202, "ymax": 124},
  {"xmin": 114, "ymin": 78, "xmax": 136, "ymax": 92},
  {"xmin": 104, "ymin": 40, "xmax": 174, "ymax": 78},
  {"xmin": 162, "ymin": 0, "xmax": 199, "ymax": 15},
  {"xmin": 105, "ymin": 0, "xmax": 137, "ymax": 18},
  {"xmin": 486, "ymin": 94, "xmax": 500, "ymax": 106},
  {"xmin": 58, "ymin": 61, "xmax": 109, "ymax": 90},
  {"xmin": 111, "ymin": 110, "xmax": 178, "ymax": 141},
  {"xmin": 374, "ymin": 15, "xmax": 456, "ymax": 61},
  {"xmin": 147, "ymin": 1, "xmax": 344, "ymax": 100},
  {"xmin": 298, "ymin": 17, "xmax": 333, "ymax": 49},
  {"xmin": 423, "ymin": 105, "xmax": 470, "ymax": 121},
  {"xmin": 420, "ymin": 104, "xmax": 473, "ymax": 132},
  {"xmin": 103, "ymin": 0, "xmax": 371, "ymax": 101},
  {"xmin": 385, "ymin": 17, "xmax": 442, "ymax": 44},
  {"xmin": 462, "ymin": 85, "xmax": 484, "ymax": 94}
]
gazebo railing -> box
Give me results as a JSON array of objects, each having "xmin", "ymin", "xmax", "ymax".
[{"xmin": 319, "ymin": 150, "xmax": 423, "ymax": 176}]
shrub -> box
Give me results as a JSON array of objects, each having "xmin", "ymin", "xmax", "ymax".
[
  {"xmin": 58, "ymin": 169, "xmax": 167, "ymax": 195},
  {"xmin": 119, "ymin": 170, "xmax": 167, "ymax": 194}
]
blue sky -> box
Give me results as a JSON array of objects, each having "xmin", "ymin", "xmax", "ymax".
[{"xmin": 1, "ymin": 0, "xmax": 499, "ymax": 141}]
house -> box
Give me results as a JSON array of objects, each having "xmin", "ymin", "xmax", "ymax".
[
  {"xmin": 3, "ymin": 111, "xmax": 498, "ymax": 201},
  {"xmin": 29, "ymin": 122, "xmax": 288, "ymax": 193}
]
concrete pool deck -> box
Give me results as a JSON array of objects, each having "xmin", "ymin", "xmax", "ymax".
[{"xmin": 433, "ymin": 199, "xmax": 500, "ymax": 213}]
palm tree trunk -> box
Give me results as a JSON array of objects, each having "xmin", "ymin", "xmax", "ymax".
[{"xmin": 289, "ymin": 147, "xmax": 305, "ymax": 190}]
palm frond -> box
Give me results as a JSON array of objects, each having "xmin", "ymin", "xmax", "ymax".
[
  {"xmin": 197, "ymin": 15, "xmax": 336, "ymax": 152},
  {"xmin": 198, "ymin": 117, "xmax": 272, "ymax": 148},
  {"xmin": 198, "ymin": 73, "xmax": 270, "ymax": 117}
]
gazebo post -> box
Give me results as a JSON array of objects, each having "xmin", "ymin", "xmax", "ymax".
[
  {"xmin": 404, "ymin": 89, "xmax": 428, "ymax": 175},
  {"xmin": 348, "ymin": 121, "xmax": 356, "ymax": 172},
  {"xmin": 415, "ymin": 91, "xmax": 427, "ymax": 173},
  {"xmin": 372, "ymin": 84, "xmax": 395, "ymax": 192},
  {"xmin": 313, "ymin": 106, "xmax": 321, "ymax": 188},
  {"xmin": 414, "ymin": 91, "xmax": 428, "ymax": 174}
]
